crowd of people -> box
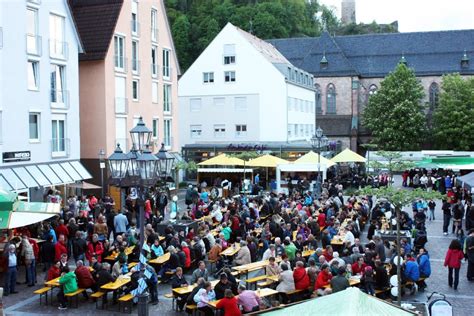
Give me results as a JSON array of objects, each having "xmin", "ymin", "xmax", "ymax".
[{"xmin": 2, "ymin": 172, "xmax": 474, "ymax": 314}]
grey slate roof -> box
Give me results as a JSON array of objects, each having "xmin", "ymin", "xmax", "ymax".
[
  {"xmin": 69, "ymin": 0, "xmax": 123, "ymax": 61},
  {"xmin": 268, "ymin": 30, "xmax": 474, "ymax": 78}
]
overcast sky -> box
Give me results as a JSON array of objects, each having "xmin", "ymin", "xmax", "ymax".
[{"xmin": 319, "ymin": 0, "xmax": 474, "ymax": 32}]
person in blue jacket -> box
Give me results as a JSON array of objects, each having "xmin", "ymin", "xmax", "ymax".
[
  {"xmin": 403, "ymin": 253, "xmax": 420, "ymax": 294},
  {"xmin": 416, "ymin": 248, "xmax": 431, "ymax": 291}
]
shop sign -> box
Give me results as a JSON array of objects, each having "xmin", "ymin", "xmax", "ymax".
[
  {"xmin": 227, "ymin": 144, "xmax": 267, "ymax": 151},
  {"xmin": 2, "ymin": 151, "xmax": 31, "ymax": 163}
]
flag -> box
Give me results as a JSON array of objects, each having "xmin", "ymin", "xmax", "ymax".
[
  {"xmin": 139, "ymin": 253, "xmax": 147, "ymax": 264},
  {"xmin": 142, "ymin": 243, "xmax": 151, "ymax": 252}
]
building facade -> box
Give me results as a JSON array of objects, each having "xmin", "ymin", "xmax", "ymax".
[
  {"xmin": 270, "ymin": 30, "xmax": 474, "ymax": 152},
  {"xmin": 70, "ymin": 0, "xmax": 180, "ymax": 186},
  {"xmin": 0, "ymin": 0, "xmax": 90, "ymax": 201},
  {"xmin": 179, "ymin": 23, "xmax": 316, "ymax": 163}
]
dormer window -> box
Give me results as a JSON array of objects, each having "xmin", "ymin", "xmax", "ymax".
[
  {"xmin": 399, "ymin": 54, "xmax": 408, "ymax": 66},
  {"xmin": 461, "ymin": 50, "xmax": 469, "ymax": 69},
  {"xmin": 320, "ymin": 53, "xmax": 328, "ymax": 70}
]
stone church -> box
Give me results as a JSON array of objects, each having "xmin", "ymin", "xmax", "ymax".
[{"xmin": 269, "ymin": 29, "xmax": 474, "ymax": 152}]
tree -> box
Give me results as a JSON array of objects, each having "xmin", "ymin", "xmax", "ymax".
[
  {"xmin": 433, "ymin": 74, "xmax": 474, "ymax": 150},
  {"xmin": 172, "ymin": 15, "xmax": 192, "ymax": 70},
  {"xmin": 358, "ymin": 186, "xmax": 442, "ymax": 305},
  {"xmin": 362, "ymin": 63, "xmax": 426, "ymax": 150}
]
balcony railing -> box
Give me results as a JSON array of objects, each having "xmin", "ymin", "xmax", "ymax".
[
  {"xmin": 115, "ymin": 97, "xmax": 128, "ymax": 114},
  {"xmin": 115, "ymin": 138, "xmax": 129, "ymax": 151},
  {"xmin": 26, "ymin": 34, "xmax": 42, "ymax": 56},
  {"xmin": 163, "ymin": 66, "xmax": 172, "ymax": 80},
  {"xmin": 132, "ymin": 59, "xmax": 140, "ymax": 74},
  {"xmin": 151, "ymin": 63, "xmax": 159, "ymax": 77},
  {"xmin": 114, "ymin": 56, "xmax": 127, "ymax": 72},
  {"xmin": 51, "ymin": 138, "xmax": 70, "ymax": 158},
  {"xmin": 49, "ymin": 39, "xmax": 68, "ymax": 60},
  {"xmin": 50, "ymin": 89, "xmax": 69, "ymax": 108},
  {"xmin": 131, "ymin": 20, "xmax": 140, "ymax": 37},
  {"xmin": 151, "ymin": 27, "xmax": 158, "ymax": 42}
]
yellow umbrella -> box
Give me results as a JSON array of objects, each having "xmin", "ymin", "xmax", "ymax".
[
  {"xmin": 247, "ymin": 154, "xmax": 288, "ymax": 168},
  {"xmin": 294, "ymin": 151, "xmax": 336, "ymax": 167},
  {"xmin": 197, "ymin": 154, "xmax": 245, "ymax": 166},
  {"xmin": 331, "ymin": 148, "xmax": 366, "ymax": 163}
]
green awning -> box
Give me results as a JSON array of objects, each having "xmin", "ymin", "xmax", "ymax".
[{"xmin": 416, "ymin": 157, "xmax": 474, "ymax": 170}]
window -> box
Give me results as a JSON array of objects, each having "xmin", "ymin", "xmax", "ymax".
[
  {"xmin": 152, "ymin": 119, "xmax": 158, "ymax": 139},
  {"xmin": 288, "ymin": 97, "xmax": 293, "ymax": 111},
  {"xmin": 163, "ymin": 119, "xmax": 171, "ymax": 147},
  {"xmin": 50, "ymin": 64, "xmax": 66, "ymax": 105},
  {"xmin": 223, "ymin": 44, "xmax": 236, "ymax": 64},
  {"xmin": 190, "ymin": 98, "xmax": 202, "ymax": 112},
  {"xmin": 114, "ymin": 35, "xmax": 125, "ymax": 70},
  {"xmin": 429, "ymin": 82, "xmax": 439, "ymax": 110},
  {"xmin": 224, "ymin": 71, "xmax": 235, "ymax": 82},
  {"xmin": 132, "ymin": 80, "xmax": 139, "ymax": 101},
  {"xmin": 152, "ymin": 81, "xmax": 158, "ymax": 103},
  {"xmin": 214, "ymin": 97, "xmax": 225, "ymax": 107},
  {"xmin": 151, "ymin": 9, "xmax": 158, "ymax": 42},
  {"xmin": 214, "ymin": 124, "xmax": 226, "ymax": 137},
  {"xmin": 151, "ymin": 45, "xmax": 158, "ymax": 77},
  {"xmin": 368, "ymin": 84, "xmax": 378, "ymax": 96},
  {"xmin": 163, "ymin": 84, "xmax": 171, "ymax": 113},
  {"xmin": 294, "ymin": 124, "xmax": 299, "ymax": 136},
  {"xmin": 131, "ymin": 1, "xmax": 139, "ymax": 36},
  {"xmin": 326, "ymin": 84, "xmax": 336, "ymax": 114},
  {"xmin": 131, "ymin": 40, "xmax": 139, "ymax": 73},
  {"xmin": 29, "ymin": 113, "xmax": 40, "ymax": 141},
  {"xmin": 190, "ymin": 125, "xmax": 202, "ymax": 138},
  {"xmin": 49, "ymin": 14, "xmax": 65, "ymax": 58},
  {"xmin": 27, "ymin": 8, "xmax": 40, "ymax": 55},
  {"xmin": 203, "ymin": 72, "xmax": 214, "ymax": 83},
  {"xmin": 235, "ymin": 124, "xmax": 247, "ymax": 137},
  {"xmin": 27, "ymin": 60, "xmax": 39, "ymax": 90},
  {"xmin": 315, "ymin": 84, "xmax": 322, "ymax": 113},
  {"xmin": 234, "ymin": 96, "xmax": 246, "ymax": 111},
  {"xmin": 162, "ymin": 49, "xmax": 171, "ymax": 78},
  {"xmin": 287, "ymin": 124, "xmax": 292, "ymax": 137},
  {"xmin": 51, "ymin": 117, "xmax": 66, "ymax": 155}
]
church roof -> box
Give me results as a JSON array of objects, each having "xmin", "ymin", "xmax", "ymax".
[{"xmin": 268, "ymin": 29, "xmax": 474, "ymax": 77}]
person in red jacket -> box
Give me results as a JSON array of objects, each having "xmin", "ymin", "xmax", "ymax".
[
  {"xmin": 216, "ymin": 289, "xmax": 241, "ymax": 316},
  {"xmin": 87, "ymin": 234, "xmax": 104, "ymax": 263},
  {"xmin": 313, "ymin": 263, "xmax": 332, "ymax": 296},
  {"xmin": 54, "ymin": 234, "xmax": 68, "ymax": 262},
  {"xmin": 351, "ymin": 256, "xmax": 367, "ymax": 275},
  {"xmin": 181, "ymin": 241, "xmax": 192, "ymax": 268},
  {"xmin": 317, "ymin": 212, "xmax": 326, "ymax": 228},
  {"xmin": 322, "ymin": 245, "xmax": 334, "ymax": 262},
  {"xmin": 75, "ymin": 260, "xmax": 96, "ymax": 296},
  {"xmin": 55, "ymin": 219, "xmax": 69, "ymax": 242},
  {"xmin": 46, "ymin": 261, "xmax": 61, "ymax": 281},
  {"xmin": 444, "ymin": 239, "xmax": 465, "ymax": 290},
  {"xmin": 293, "ymin": 261, "xmax": 310, "ymax": 290}
]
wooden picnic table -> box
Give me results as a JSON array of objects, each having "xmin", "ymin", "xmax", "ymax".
[
  {"xmin": 45, "ymin": 276, "xmax": 61, "ymax": 288},
  {"xmin": 302, "ymin": 249, "xmax": 315, "ymax": 257},
  {"xmin": 104, "ymin": 245, "xmax": 135, "ymax": 261},
  {"xmin": 323, "ymin": 277, "xmax": 360, "ymax": 289},
  {"xmin": 101, "ymin": 275, "xmax": 131, "ymax": 291},
  {"xmin": 232, "ymin": 258, "xmax": 281, "ymax": 276},
  {"xmin": 149, "ymin": 252, "xmax": 171, "ymax": 265},
  {"xmin": 330, "ymin": 236, "xmax": 344, "ymax": 246},
  {"xmin": 207, "ymin": 288, "xmax": 279, "ymax": 308},
  {"xmin": 172, "ymin": 279, "xmax": 222, "ymax": 296},
  {"xmin": 220, "ymin": 244, "xmax": 240, "ymax": 257}
]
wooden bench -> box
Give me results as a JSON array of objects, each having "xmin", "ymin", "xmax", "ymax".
[
  {"xmin": 34, "ymin": 287, "xmax": 51, "ymax": 305},
  {"xmin": 90, "ymin": 291, "xmax": 106, "ymax": 309},
  {"xmin": 65, "ymin": 288, "xmax": 85, "ymax": 308},
  {"xmin": 164, "ymin": 293, "xmax": 176, "ymax": 310},
  {"xmin": 186, "ymin": 304, "xmax": 198, "ymax": 316},
  {"xmin": 245, "ymin": 275, "xmax": 270, "ymax": 289},
  {"xmin": 118, "ymin": 293, "xmax": 134, "ymax": 313},
  {"xmin": 257, "ymin": 279, "xmax": 275, "ymax": 288},
  {"xmin": 375, "ymin": 287, "xmax": 390, "ymax": 297}
]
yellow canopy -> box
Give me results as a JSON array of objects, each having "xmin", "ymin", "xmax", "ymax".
[
  {"xmin": 331, "ymin": 148, "xmax": 366, "ymax": 163},
  {"xmin": 294, "ymin": 151, "xmax": 336, "ymax": 167},
  {"xmin": 197, "ymin": 154, "xmax": 245, "ymax": 166},
  {"xmin": 247, "ymin": 154, "xmax": 288, "ymax": 168}
]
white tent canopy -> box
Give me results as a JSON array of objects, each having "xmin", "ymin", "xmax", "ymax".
[{"xmin": 276, "ymin": 163, "xmax": 329, "ymax": 193}]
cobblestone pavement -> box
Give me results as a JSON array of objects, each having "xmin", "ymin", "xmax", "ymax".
[{"xmin": 2, "ymin": 188, "xmax": 474, "ymax": 315}]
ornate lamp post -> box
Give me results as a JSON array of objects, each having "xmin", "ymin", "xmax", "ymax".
[
  {"xmin": 310, "ymin": 127, "xmax": 328, "ymax": 198},
  {"xmin": 106, "ymin": 117, "xmax": 171, "ymax": 316}
]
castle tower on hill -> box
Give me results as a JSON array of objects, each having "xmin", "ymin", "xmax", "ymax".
[{"xmin": 341, "ymin": 0, "xmax": 356, "ymax": 25}]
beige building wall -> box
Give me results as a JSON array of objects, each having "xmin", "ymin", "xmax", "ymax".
[{"xmin": 80, "ymin": 0, "xmax": 179, "ymax": 160}]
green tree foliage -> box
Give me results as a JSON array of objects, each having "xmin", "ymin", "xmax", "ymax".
[
  {"xmin": 362, "ymin": 64, "xmax": 426, "ymax": 151},
  {"xmin": 433, "ymin": 74, "xmax": 474, "ymax": 150}
]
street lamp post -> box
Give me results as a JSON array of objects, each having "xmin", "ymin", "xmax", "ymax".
[
  {"xmin": 106, "ymin": 117, "xmax": 174, "ymax": 316},
  {"xmin": 98, "ymin": 149, "xmax": 106, "ymax": 198},
  {"xmin": 311, "ymin": 127, "xmax": 328, "ymax": 199}
]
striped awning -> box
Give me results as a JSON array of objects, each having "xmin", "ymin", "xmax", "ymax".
[{"xmin": 0, "ymin": 160, "xmax": 92, "ymax": 191}]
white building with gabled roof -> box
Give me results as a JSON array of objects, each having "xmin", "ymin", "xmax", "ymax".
[{"xmin": 178, "ymin": 23, "xmax": 316, "ymax": 153}]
